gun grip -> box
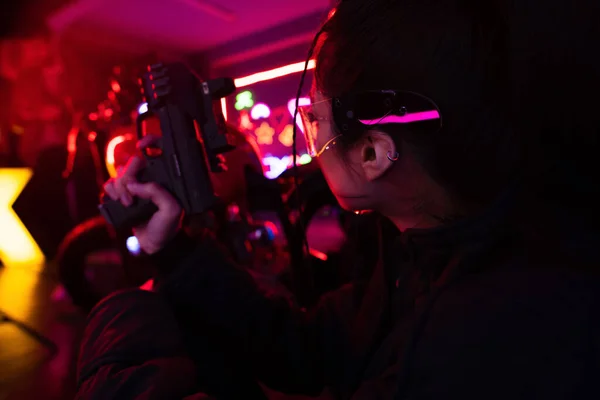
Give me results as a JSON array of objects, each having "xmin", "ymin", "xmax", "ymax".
[{"xmin": 99, "ymin": 195, "xmax": 159, "ymax": 230}]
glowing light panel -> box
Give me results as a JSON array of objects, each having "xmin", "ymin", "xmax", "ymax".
[
  {"xmin": 251, "ymin": 103, "xmax": 271, "ymax": 120},
  {"xmin": 0, "ymin": 169, "xmax": 45, "ymax": 268}
]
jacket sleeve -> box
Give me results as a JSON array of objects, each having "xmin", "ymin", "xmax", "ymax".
[
  {"xmin": 76, "ymin": 289, "xmax": 207, "ymax": 400},
  {"xmin": 152, "ymin": 230, "xmax": 355, "ymax": 396}
]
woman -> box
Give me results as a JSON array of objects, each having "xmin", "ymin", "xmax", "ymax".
[{"xmin": 77, "ymin": 0, "xmax": 600, "ymax": 398}]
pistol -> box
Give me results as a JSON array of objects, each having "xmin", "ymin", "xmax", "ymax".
[{"xmin": 98, "ymin": 62, "xmax": 236, "ymax": 229}]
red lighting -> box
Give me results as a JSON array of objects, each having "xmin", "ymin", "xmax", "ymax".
[
  {"xmin": 87, "ymin": 132, "xmax": 97, "ymax": 141},
  {"xmin": 105, "ymin": 134, "xmax": 136, "ymax": 178},
  {"xmin": 111, "ymin": 81, "xmax": 121, "ymax": 93},
  {"xmin": 88, "ymin": 112, "xmax": 98, "ymax": 121},
  {"xmin": 104, "ymin": 109, "xmax": 114, "ymax": 118},
  {"xmin": 309, "ymin": 248, "xmax": 328, "ymax": 261}
]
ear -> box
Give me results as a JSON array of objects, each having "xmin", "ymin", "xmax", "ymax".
[{"xmin": 361, "ymin": 131, "xmax": 398, "ymax": 182}]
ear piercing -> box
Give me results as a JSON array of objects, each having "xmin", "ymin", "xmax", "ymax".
[{"xmin": 387, "ymin": 151, "xmax": 399, "ymax": 162}]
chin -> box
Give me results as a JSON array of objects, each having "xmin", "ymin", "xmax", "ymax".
[{"xmin": 335, "ymin": 195, "xmax": 372, "ymax": 213}]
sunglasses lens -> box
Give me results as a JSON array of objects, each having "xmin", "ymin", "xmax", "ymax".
[{"xmin": 298, "ymin": 105, "xmax": 319, "ymax": 157}]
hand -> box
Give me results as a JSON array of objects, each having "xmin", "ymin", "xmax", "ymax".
[{"xmin": 103, "ymin": 135, "xmax": 182, "ymax": 254}]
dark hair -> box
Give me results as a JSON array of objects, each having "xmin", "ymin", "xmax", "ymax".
[{"xmin": 312, "ymin": 0, "xmax": 600, "ymax": 210}]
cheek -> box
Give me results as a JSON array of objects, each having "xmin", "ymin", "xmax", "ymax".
[{"xmin": 318, "ymin": 154, "xmax": 361, "ymax": 206}]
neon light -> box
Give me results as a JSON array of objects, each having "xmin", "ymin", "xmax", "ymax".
[
  {"xmin": 221, "ymin": 98, "xmax": 228, "ymax": 121},
  {"xmin": 105, "ymin": 134, "xmax": 136, "ymax": 178},
  {"xmin": 278, "ymin": 124, "xmax": 294, "ymax": 147},
  {"xmin": 254, "ymin": 122, "xmax": 275, "ymax": 145},
  {"xmin": 138, "ymin": 102, "xmax": 148, "ymax": 114},
  {"xmin": 262, "ymin": 155, "xmax": 291, "ymax": 179},
  {"xmin": 299, "ymin": 154, "xmax": 312, "ymax": 165},
  {"xmin": 239, "ymin": 111, "xmax": 254, "ymax": 131},
  {"xmin": 140, "ymin": 279, "xmax": 154, "ymax": 291},
  {"xmin": 235, "ymin": 91, "xmax": 254, "ymax": 111},
  {"xmin": 111, "ymin": 80, "xmax": 121, "ymax": 93},
  {"xmin": 309, "ymin": 247, "xmax": 328, "ymax": 261},
  {"xmin": 251, "ymin": 103, "xmax": 271, "ymax": 120},
  {"xmin": 221, "ymin": 61, "xmax": 316, "ymax": 120},
  {"xmin": 0, "ymin": 169, "xmax": 45, "ymax": 268},
  {"xmin": 261, "ymin": 154, "xmax": 312, "ymax": 178},
  {"xmin": 359, "ymin": 110, "xmax": 440, "ymax": 125},
  {"xmin": 234, "ymin": 60, "xmax": 316, "ymax": 88},
  {"xmin": 126, "ymin": 236, "xmax": 141, "ymax": 255},
  {"xmin": 287, "ymin": 97, "xmax": 311, "ymax": 133}
]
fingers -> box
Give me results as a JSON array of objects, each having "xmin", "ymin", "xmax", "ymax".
[
  {"xmin": 102, "ymin": 135, "xmax": 160, "ymax": 207},
  {"xmin": 103, "ymin": 156, "xmax": 144, "ymax": 206},
  {"xmin": 103, "ymin": 180, "xmax": 119, "ymax": 201},
  {"xmin": 126, "ymin": 182, "xmax": 180, "ymax": 216}
]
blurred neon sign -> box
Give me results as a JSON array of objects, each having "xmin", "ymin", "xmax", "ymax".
[
  {"xmin": 278, "ymin": 124, "xmax": 294, "ymax": 147},
  {"xmin": 255, "ymin": 122, "xmax": 275, "ymax": 145},
  {"xmin": 262, "ymin": 154, "xmax": 312, "ymax": 179},
  {"xmin": 235, "ymin": 91, "xmax": 254, "ymax": 110},
  {"xmin": 251, "ymin": 103, "xmax": 271, "ymax": 120},
  {"xmin": 0, "ymin": 168, "xmax": 45, "ymax": 267}
]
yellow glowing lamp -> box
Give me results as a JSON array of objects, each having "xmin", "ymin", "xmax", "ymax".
[{"xmin": 0, "ymin": 168, "xmax": 45, "ymax": 268}]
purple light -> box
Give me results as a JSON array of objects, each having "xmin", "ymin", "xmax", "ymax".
[
  {"xmin": 126, "ymin": 236, "xmax": 141, "ymax": 255},
  {"xmin": 251, "ymin": 103, "xmax": 271, "ymax": 120},
  {"xmin": 359, "ymin": 110, "xmax": 440, "ymax": 125},
  {"xmin": 138, "ymin": 102, "xmax": 148, "ymax": 114}
]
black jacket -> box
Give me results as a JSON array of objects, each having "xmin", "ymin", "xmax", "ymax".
[{"xmin": 76, "ymin": 198, "xmax": 600, "ymax": 399}]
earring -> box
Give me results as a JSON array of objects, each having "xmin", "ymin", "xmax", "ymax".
[{"xmin": 387, "ymin": 151, "xmax": 399, "ymax": 162}]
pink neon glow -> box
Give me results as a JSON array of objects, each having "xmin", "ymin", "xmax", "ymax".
[
  {"xmin": 359, "ymin": 110, "xmax": 440, "ymax": 125},
  {"xmin": 288, "ymin": 97, "xmax": 311, "ymax": 133},
  {"xmin": 222, "ymin": 60, "xmax": 316, "ymax": 122},
  {"xmin": 234, "ymin": 60, "xmax": 316, "ymax": 88},
  {"xmin": 251, "ymin": 103, "xmax": 271, "ymax": 120},
  {"xmin": 221, "ymin": 98, "xmax": 228, "ymax": 121}
]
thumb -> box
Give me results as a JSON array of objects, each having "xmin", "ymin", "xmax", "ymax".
[{"xmin": 126, "ymin": 182, "xmax": 177, "ymax": 211}]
